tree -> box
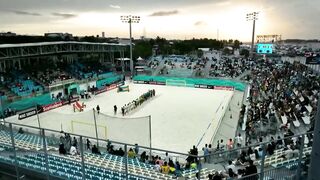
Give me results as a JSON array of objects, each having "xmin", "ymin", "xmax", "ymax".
[{"xmin": 233, "ymin": 40, "xmax": 240, "ymax": 49}]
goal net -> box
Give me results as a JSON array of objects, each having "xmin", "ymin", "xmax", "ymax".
[
  {"xmin": 71, "ymin": 120, "xmax": 107, "ymax": 140},
  {"xmin": 166, "ymin": 79, "xmax": 187, "ymax": 87},
  {"xmin": 8, "ymin": 109, "xmax": 151, "ymax": 148},
  {"xmin": 97, "ymin": 112, "xmax": 151, "ymax": 148}
]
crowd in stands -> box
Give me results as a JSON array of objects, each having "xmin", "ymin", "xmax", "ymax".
[
  {"xmin": 240, "ymin": 60, "xmax": 318, "ymax": 144},
  {"xmin": 31, "ymin": 68, "xmax": 72, "ymax": 86},
  {"xmin": 0, "ymin": 71, "xmax": 43, "ymax": 97},
  {"xmin": 147, "ymin": 60, "xmax": 159, "ymax": 69},
  {"xmin": 209, "ymin": 57, "xmax": 252, "ymax": 78},
  {"xmin": 69, "ymin": 61, "xmax": 112, "ymax": 80}
]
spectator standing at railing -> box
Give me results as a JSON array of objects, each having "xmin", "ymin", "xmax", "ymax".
[
  {"xmin": 235, "ymin": 133, "xmax": 243, "ymax": 147},
  {"xmin": 164, "ymin": 152, "xmax": 170, "ymax": 163},
  {"xmin": 128, "ymin": 148, "xmax": 136, "ymax": 158},
  {"xmin": 73, "ymin": 137, "xmax": 78, "ymax": 148},
  {"xmin": 202, "ymin": 144, "xmax": 209, "ymax": 163},
  {"xmin": 86, "ymin": 139, "xmax": 91, "ymax": 150},
  {"xmin": 59, "ymin": 143, "xmax": 66, "ymax": 155},
  {"xmin": 227, "ymin": 138, "xmax": 234, "ymax": 150},
  {"xmin": 134, "ymin": 143, "xmax": 139, "ymax": 155}
]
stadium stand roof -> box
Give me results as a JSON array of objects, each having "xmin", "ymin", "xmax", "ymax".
[{"xmin": 0, "ymin": 41, "xmax": 127, "ymax": 48}]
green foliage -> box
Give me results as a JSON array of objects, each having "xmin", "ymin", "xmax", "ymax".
[{"xmin": 234, "ymin": 40, "xmax": 240, "ymax": 49}]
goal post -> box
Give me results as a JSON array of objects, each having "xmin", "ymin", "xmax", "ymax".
[
  {"xmin": 166, "ymin": 79, "xmax": 187, "ymax": 87},
  {"xmin": 71, "ymin": 120, "xmax": 107, "ymax": 140}
]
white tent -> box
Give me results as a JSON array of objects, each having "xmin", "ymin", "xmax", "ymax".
[
  {"xmin": 137, "ymin": 57, "xmax": 144, "ymax": 61},
  {"xmin": 116, "ymin": 58, "xmax": 130, "ymax": 61}
]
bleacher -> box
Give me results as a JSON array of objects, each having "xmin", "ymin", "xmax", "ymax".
[
  {"xmin": 0, "ymin": 126, "xmax": 225, "ymax": 180},
  {"xmin": 69, "ymin": 62, "xmax": 112, "ymax": 80}
]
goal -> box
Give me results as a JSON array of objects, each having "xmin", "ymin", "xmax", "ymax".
[
  {"xmin": 166, "ymin": 79, "xmax": 187, "ymax": 87},
  {"xmin": 71, "ymin": 120, "xmax": 107, "ymax": 140}
]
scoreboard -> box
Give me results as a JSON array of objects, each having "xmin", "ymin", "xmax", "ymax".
[
  {"xmin": 306, "ymin": 53, "xmax": 320, "ymax": 65},
  {"xmin": 256, "ymin": 43, "xmax": 273, "ymax": 54}
]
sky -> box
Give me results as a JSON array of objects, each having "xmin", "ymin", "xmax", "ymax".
[{"xmin": 0, "ymin": 0, "xmax": 319, "ymax": 41}]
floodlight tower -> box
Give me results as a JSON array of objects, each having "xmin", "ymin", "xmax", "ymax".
[
  {"xmin": 121, "ymin": 15, "xmax": 140, "ymax": 77},
  {"xmin": 246, "ymin": 12, "xmax": 259, "ymax": 58}
]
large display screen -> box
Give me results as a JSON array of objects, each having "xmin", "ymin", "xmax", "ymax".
[
  {"xmin": 256, "ymin": 43, "xmax": 273, "ymax": 54},
  {"xmin": 306, "ymin": 53, "xmax": 320, "ymax": 65}
]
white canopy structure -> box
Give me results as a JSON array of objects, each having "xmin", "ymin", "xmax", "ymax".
[{"xmin": 137, "ymin": 57, "xmax": 144, "ymax": 61}]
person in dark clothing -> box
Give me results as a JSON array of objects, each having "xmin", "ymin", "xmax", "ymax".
[
  {"xmin": 59, "ymin": 143, "xmax": 66, "ymax": 155},
  {"xmin": 92, "ymin": 145, "xmax": 101, "ymax": 155},
  {"xmin": 86, "ymin": 139, "xmax": 91, "ymax": 150},
  {"xmin": 121, "ymin": 107, "xmax": 125, "ymax": 116},
  {"xmin": 117, "ymin": 148, "xmax": 125, "ymax": 156},
  {"xmin": 96, "ymin": 105, "xmax": 100, "ymax": 114},
  {"xmin": 245, "ymin": 160, "xmax": 258, "ymax": 179},
  {"xmin": 140, "ymin": 151, "xmax": 147, "ymax": 163},
  {"xmin": 114, "ymin": 105, "xmax": 117, "ymax": 115}
]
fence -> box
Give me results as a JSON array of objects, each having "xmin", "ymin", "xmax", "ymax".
[
  {"xmin": 0, "ymin": 121, "xmax": 313, "ymax": 180},
  {"xmin": 133, "ymin": 75, "xmax": 246, "ymax": 91}
]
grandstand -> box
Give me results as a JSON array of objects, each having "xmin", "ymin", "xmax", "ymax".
[{"xmin": 0, "ymin": 40, "xmax": 318, "ymax": 180}]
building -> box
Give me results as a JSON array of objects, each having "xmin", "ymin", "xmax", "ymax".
[
  {"xmin": 44, "ymin": 33, "xmax": 73, "ymax": 40},
  {"xmin": 0, "ymin": 32, "xmax": 17, "ymax": 36}
]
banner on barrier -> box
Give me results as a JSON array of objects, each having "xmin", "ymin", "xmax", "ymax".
[
  {"xmin": 214, "ymin": 86, "xmax": 234, "ymax": 91},
  {"xmin": 18, "ymin": 108, "xmax": 38, "ymax": 120},
  {"xmin": 95, "ymin": 81, "xmax": 124, "ymax": 95}
]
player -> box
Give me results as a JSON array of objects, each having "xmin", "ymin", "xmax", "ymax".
[
  {"xmin": 114, "ymin": 105, "xmax": 117, "ymax": 115},
  {"xmin": 121, "ymin": 107, "xmax": 125, "ymax": 116},
  {"xmin": 96, "ymin": 105, "xmax": 100, "ymax": 114}
]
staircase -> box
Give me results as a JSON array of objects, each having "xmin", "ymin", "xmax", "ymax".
[{"xmin": 152, "ymin": 60, "xmax": 165, "ymax": 76}]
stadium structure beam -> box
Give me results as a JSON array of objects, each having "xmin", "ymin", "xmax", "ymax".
[
  {"xmin": 0, "ymin": 42, "xmax": 128, "ymax": 60},
  {"xmin": 121, "ymin": 15, "xmax": 140, "ymax": 77}
]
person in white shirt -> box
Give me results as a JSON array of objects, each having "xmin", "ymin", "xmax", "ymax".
[
  {"xmin": 226, "ymin": 160, "xmax": 237, "ymax": 174},
  {"xmin": 235, "ymin": 133, "xmax": 243, "ymax": 147},
  {"xmin": 155, "ymin": 161, "xmax": 161, "ymax": 172},
  {"xmin": 70, "ymin": 145, "xmax": 77, "ymax": 156}
]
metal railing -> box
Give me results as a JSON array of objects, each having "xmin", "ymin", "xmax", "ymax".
[{"xmin": 0, "ymin": 122, "xmax": 313, "ymax": 180}]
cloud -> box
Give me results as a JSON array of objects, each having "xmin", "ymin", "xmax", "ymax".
[
  {"xmin": 194, "ymin": 21, "xmax": 207, "ymax": 26},
  {"xmin": 52, "ymin": 12, "xmax": 77, "ymax": 19},
  {"xmin": 149, "ymin": 10, "xmax": 179, "ymax": 17},
  {"xmin": 11, "ymin": 10, "xmax": 41, "ymax": 16},
  {"xmin": 109, "ymin": 5, "xmax": 121, "ymax": 9},
  {"xmin": 216, "ymin": 1, "xmax": 231, "ymax": 6}
]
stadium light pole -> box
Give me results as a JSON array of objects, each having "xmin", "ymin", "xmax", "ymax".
[
  {"xmin": 121, "ymin": 15, "xmax": 140, "ymax": 77},
  {"xmin": 246, "ymin": 12, "xmax": 259, "ymax": 58}
]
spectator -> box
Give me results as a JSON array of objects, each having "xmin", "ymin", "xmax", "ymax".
[
  {"xmin": 70, "ymin": 145, "xmax": 77, "ymax": 155},
  {"xmin": 134, "ymin": 144, "xmax": 139, "ymax": 155},
  {"xmin": 203, "ymin": 144, "xmax": 209, "ymax": 163},
  {"xmin": 161, "ymin": 161, "xmax": 170, "ymax": 174},
  {"xmin": 235, "ymin": 133, "xmax": 243, "ymax": 147},
  {"xmin": 59, "ymin": 143, "xmax": 66, "ymax": 155},
  {"xmin": 128, "ymin": 148, "xmax": 136, "ymax": 158},
  {"xmin": 92, "ymin": 145, "xmax": 101, "ymax": 155},
  {"xmin": 86, "ymin": 139, "xmax": 91, "ymax": 150},
  {"xmin": 155, "ymin": 161, "xmax": 161, "ymax": 172},
  {"xmin": 245, "ymin": 160, "xmax": 258, "ymax": 179},
  {"xmin": 226, "ymin": 160, "xmax": 237, "ymax": 173},
  {"xmin": 227, "ymin": 138, "xmax": 234, "ymax": 150}
]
